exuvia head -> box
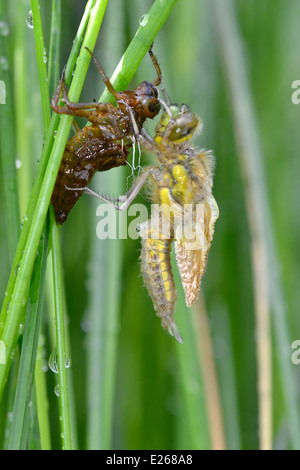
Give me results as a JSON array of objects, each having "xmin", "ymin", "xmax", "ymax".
[
  {"xmin": 155, "ymin": 103, "xmax": 202, "ymax": 144},
  {"xmin": 118, "ymin": 81, "xmax": 161, "ymax": 121},
  {"xmin": 84, "ymin": 47, "xmax": 161, "ymax": 122},
  {"xmin": 133, "ymin": 81, "xmax": 161, "ymax": 119}
]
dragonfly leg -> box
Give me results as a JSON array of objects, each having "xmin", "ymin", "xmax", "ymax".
[
  {"xmin": 51, "ymin": 64, "xmax": 113, "ymax": 119},
  {"xmin": 65, "ymin": 165, "xmax": 156, "ymax": 211}
]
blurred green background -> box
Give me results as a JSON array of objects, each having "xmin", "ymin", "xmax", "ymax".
[{"xmin": 0, "ymin": 0, "xmax": 300, "ymax": 450}]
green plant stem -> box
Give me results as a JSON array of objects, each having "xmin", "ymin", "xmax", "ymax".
[
  {"xmin": 7, "ymin": 222, "xmax": 48, "ymax": 450},
  {"xmin": 0, "ymin": 0, "xmax": 104, "ymax": 403},
  {"xmin": 50, "ymin": 208, "xmax": 71, "ymax": 449}
]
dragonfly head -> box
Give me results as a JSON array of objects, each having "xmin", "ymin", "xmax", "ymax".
[{"xmin": 155, "ymin": 104, "xmax": 202, "ymax": 144}]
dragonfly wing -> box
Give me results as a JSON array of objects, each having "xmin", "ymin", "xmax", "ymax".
[{"xmin": 175, "ymin": 195, "xmax": 219, "ymax": 307}]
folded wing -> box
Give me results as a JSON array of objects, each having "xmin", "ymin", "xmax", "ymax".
[{"xmin": 175, "ymin": 195, "xmax": 219, "ymax": 307}]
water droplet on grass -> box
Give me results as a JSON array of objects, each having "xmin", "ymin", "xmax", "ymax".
[
  {"xmin": 65, "ymin": 357, "xmax": 72, "ymax": 368},
  {"xmin": 43, "ymin": 47, "xmax": 48, "ymax": 63},
  {"xmin": 48, "ymin": 349, "xmax": 59, "ymax": 373},
  {"xmin": 139, "ymin": 14, "xmax": 149, "ymax": 27},
  {"xmin": 26, "ymin": 10, "xmax": 34, "ymax": 29}
]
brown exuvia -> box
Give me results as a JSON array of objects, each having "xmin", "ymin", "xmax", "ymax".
[{"xmin": 51, "ymin": 46, "xmax": 162, "ymax": 224}]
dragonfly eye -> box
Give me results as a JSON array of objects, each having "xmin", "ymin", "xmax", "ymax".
[
  {"xmin": 168, "ymin": 113, "xmax": 200, "ymax": 142},
  {"xmin": 155, "ymin": 104, "xmax": 201, "ymax": 143}
]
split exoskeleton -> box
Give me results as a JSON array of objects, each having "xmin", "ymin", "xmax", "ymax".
[{"xmin": 51, "ymin": 46, "xmax": 163, "ymax": 224}]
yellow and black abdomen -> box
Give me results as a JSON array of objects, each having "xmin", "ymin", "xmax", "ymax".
[{"xmin": 139, "ymin": 219, "xmax": 183, "ymax": 343}]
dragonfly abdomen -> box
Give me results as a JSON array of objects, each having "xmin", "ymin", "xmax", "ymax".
[{"xmin": 140, "ymin": 233, "xmax": 183, "ymax": 343}]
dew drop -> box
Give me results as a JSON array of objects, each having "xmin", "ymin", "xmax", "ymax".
[
  {"xmin": 54, "ymin": 384, "xmax": 60, "ymax": 396},
  {"xmin": 0, "ymin": 56, "xmax": 8, "ymax": 72},
  {"xmin": 48, "ymin": 349, "xmax": 59, "ymax": 373},
  {"xmin": 65, "ymin": 357, "xmax": 72, "ymax": 369},
  {"xmin": 26, "ymin": 10, "xmax": 34, "ymax": 29},
  {"xmin": 14, "ymin": 263, "xmax": 20, "ymax": 276},
  {"xmin": 43, "ymin": 47, "xmax": 48, "ymax": 64},
  {"xmin": 139, "ymin": 14, "xmax": 149, "ymax": 27},
  {"xmin": 15, "ymin": 159, "xmax": 22, "ymax": 169},
  {"xmin": 0, "ymin": 20, "xmax": 9, "ymax": 37}
]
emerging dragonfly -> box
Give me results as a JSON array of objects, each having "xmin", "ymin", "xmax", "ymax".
[
  {"xmin": 51, "ymin": 46, "xmax": 162, "ymax": 224},
  {"xmin": 79, "ymin": 100, "xmax": 219, "ymax": 343}
]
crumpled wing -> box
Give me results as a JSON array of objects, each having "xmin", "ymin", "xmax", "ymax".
[{"xmin": 175, "ymin": 195, "xmax": 219, "ymax": 307}]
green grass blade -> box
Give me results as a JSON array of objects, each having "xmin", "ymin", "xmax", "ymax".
[
  {"xmin": 192, "ymin": 297, "xmax": 226, "ymax": 450},
  {"xmin": 34, "ymin": 332, "xmax": 51, "ymax": 450},
  {"xmin": 47, "ymin": 0, "xmax": 61, "ymax": 97},
  {"xmin": 0, "ymin": 0, "xmax": 105, "ymax": 402},
  {"xmin": 31, "ymin": 0, "xmax": 51, "ymax": 131},
  {"xmin": 0, "ymin": 0, "xmax": 96, "ymax": 335},
  {"xmin": 0, "ymin": 0, "xmax": 20, "ymax": 263},
  {"xmin": 50, "ymin": 208, "xmax": 72, "ymax": 449},
  {"xmin": 210, "ymin": 305, "xmax": 241, "ymax": 449},
  {"xmin": 13, "ymin": 0, "xmax": 34, "ymax": 219},
  {"xmin": 7, "ymin": 222, "xmax": 48, "ymax": 450}
]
